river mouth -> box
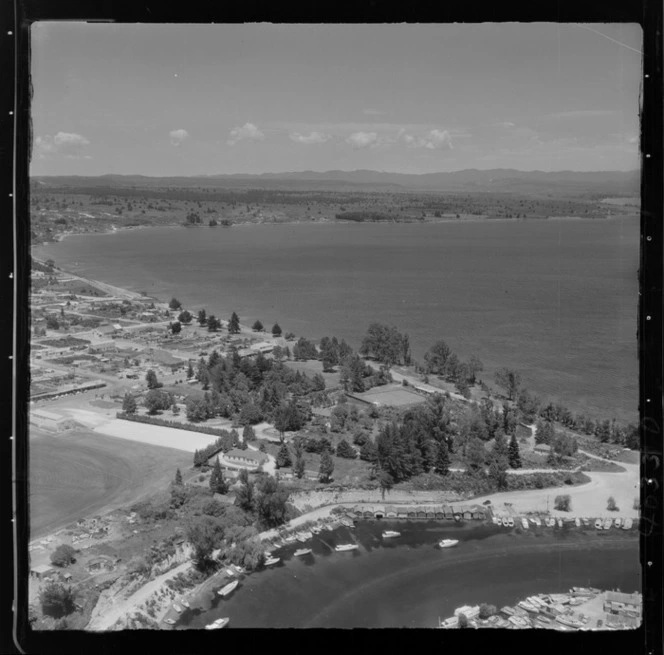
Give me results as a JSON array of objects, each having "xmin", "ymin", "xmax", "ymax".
[{"xmin": 176, "ymin": 521, "xmax": 640, "ymax": 629}]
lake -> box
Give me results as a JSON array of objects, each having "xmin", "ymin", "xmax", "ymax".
[
  {"xmin": 33, "ymin": 217, "xmax": 639, "ymax": 422},
  {"xmin": 176, "ymin": 521, "xmax": 640, "ymax": 629}
]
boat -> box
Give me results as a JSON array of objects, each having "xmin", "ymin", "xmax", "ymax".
[
  {"xmin": 294, "ymin": 548, "xmax": 312, "ymax": 557},
  {"xmin": 205, "ymin": 617, "xmax": 229, "ymax": 630},
  {"xmin": 264, "ymin": 556, "xmax": 281, "ymax": 566},
  {"xmin": 296, "ymin": 533, "xmax": 308, "ymax": 543},
  {"xmin": 500, "ymin": 606, "xmax": 515, "ymax": 616},
  {"xmin": 492, "ymin": 516, "xmax": 501, "ymax": 525},
  {"xmin": 534, "ymin": 517, "xmax": 542, "ymax": 527},
  {"xmin": 595, "ymin": 519, "xmax": 603, "ymax": 529},
  {"xmin": 528, "ymin": 596, "xmax": 547, "ymax": 608},
  {"xmin": 622, "ymin": 518, "xmax": 633, "ymax": 530},
  {"xmin": 614, "ymin": 517, "xmax": 622, "ymax": 528},
  {"xmin": 603, "ymin": 518, "xmax": 612, "ymax": 530},
  {"xmin": 302, "ymin": 530, "xmax": 314, "ymax": 538},
  {"xmin": 438, "ymin": 539, "xmax": 459, "ymax": 548},
  {"xmin": 382, "ymin": 530, "xmax": 401, "ymax": 538},
  {"xmin": 180, "ymin": 599, "xmax": 190, "ymax": 609},
  {"xmin": 518, "ymin": 601, "xmax": 539, "ymax": 614},
  {"xmin": 172, "ymin": 604, "xmax": 182, "ymax": 613},
  {"xmin": 311, "ymin": 525, "xmax": 321, "ymax": 534},
  {"xmin": 335, "ymin": 543, "xmax": 358, "ymax": 552},
  {"xmin": 501, "ymin": 517, "xmax": 510, "ymax": 527},
  {"xmin": 507, "ymin": 517, "xmax": 515, "ymax": 527},
  {"xmin": 163, "ymin": 618, "xmax": 176, "ymax": 625},
  {"xmin": 575, "ymin": 517, "xmax": 581, "ymax": 527},
  {"xmin": 341, "ymin": 517, "xmax": 354, "ymax": 527},
  {"xmin": 285, "ymin": 534, "xmax": 298, "ymax": 543},
  {"xmin": 556, "ymin": 615, "xmax": 582, "ymax": 629},
  {"xmin": 556, "ymin": 518, "xmax": 563, "ymax": 528},
  {"xmin": 453, "ymin": 513, "xmax": 462, "ymax": 523},
  {"xmin": 323, "ymin": 522, "xmax": 334, "ymax": 531},
  {"xmin": 521, "ymin": 518, "xmax": 529, "ymax": 529},
  {"xmin": 582, "ymin": 518, "xmax": 590, "ymax": 526},
  {"xmin": 529, "ymin": 518, "xmax": 538, "ymax": 526},
  {"xmin": 546, "ymin": 517, "xmax": 555, "ymax": 527},
  {"xmin": 217, "ymin": 580, "xmax": 239, "ymax": 597},
  {"xmin": 508, "ymin": 616, "xmax": 529, "ymax": 627}
]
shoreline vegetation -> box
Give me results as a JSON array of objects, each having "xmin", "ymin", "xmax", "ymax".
[{"xmin": 28, "ymin": 254, "xmax": 640, "ymax": 631}]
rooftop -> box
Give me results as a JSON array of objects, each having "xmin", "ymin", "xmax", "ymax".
[{"xmin": 225, "ymin": 448, "xmax": 269, "ymax": 464}]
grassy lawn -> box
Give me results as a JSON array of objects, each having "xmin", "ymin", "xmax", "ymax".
[{"xmin": 285, "ymin": 359, "xmax": 341, "ymax": 388}]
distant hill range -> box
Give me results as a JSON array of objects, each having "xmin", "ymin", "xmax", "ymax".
[{"xmin": 33, "ymin": 169, "xmax": 640, "ymax": 196}]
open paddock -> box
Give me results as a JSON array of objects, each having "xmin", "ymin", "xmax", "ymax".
[
  {"xmin": 349, "ymin": 384, "xmax": 426, "ymax": 408},
  {"xmin": 30, "ymin": 427, "xmax": 191, "ymax": 538},
  {"xmin": 93, "ymin": 418, "xmax": 217, "ymax": 452}
]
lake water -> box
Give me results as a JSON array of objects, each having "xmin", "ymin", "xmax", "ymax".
[
  {"xmin": 176, "ymin": 522, "xmax": 640, "ymax": 629},
  {"xmin": 33, "ymin": 217, "xmax": 639, "ymax": 422}
]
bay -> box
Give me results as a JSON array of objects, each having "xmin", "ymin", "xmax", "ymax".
[{"xmin": 33, "ymin": 217, "xmax": 639, "ymax": 422}]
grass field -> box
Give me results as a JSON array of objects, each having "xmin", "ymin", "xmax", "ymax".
[{"xmin": 29, "ymin": 427, "xmax": 191, "ymax": 538}]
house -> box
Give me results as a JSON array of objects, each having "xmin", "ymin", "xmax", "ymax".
[
  {"xmin": 534, "ymin": 443, "xmax": 552, "ymax": 454},
  {"xmin": 30, "ymin": 564, "xmax": 55, "ymax": 580},
  {"xmin": 92, "ymin": 325, "xmax": 117, "ymax": 340},
  {"xmin": 143, "ymin": 348, "xmax": 186, "ymax": 372},
  {"xmin": 30, "ymin": 408, "xmax": 69, "ymax": 432},
  {"xmin": 223, "ymin": 448, "xmax": 269, "ymax": 469},
  {"xmin": 88, "ymin": 341, "xmax": 118, "ymax": 354},
  {"xmin": 604, "ymin": 591, "xmax": 641, "ymax": 614}
]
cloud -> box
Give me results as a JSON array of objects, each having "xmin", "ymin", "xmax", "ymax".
[
  {"xmin": 227, "ymin": 122, "xmax": 265, "ymax": 146},
  {"xmin": 346, "ymin": 131, "xmax": 379, "ymax": 149},
  {"xmin": 402, "ymin": 129, "xmax": 454, "ymax": 150},
  {"xmin": 169, "ymin": 129, "xmax": 189, "ymax": 146},
  {"xmin": 35, "ymin": 132, "xmax": 91, "ymax": 159},
  {"xmin": 289, "ymin": 131, "xmax": 332, "ymax": 145}
]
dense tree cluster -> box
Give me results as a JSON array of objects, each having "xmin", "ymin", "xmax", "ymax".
[
  {"xmin": 423, "ymin": 340, "xmax": 483, "ymax": 393},
  {"xmin": 359, "ymin": 323, "xmax": 412, "ymax": 367}
]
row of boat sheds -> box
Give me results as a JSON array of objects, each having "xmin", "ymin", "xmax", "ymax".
[
  {"xmin": 343, "ymin": 504, "xmax": 488, "ymax": 521},
  {"xmin": 439, "ymin": 589, "xmax": 642, "ymax": 631}
]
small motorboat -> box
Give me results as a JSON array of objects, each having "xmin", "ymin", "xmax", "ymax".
[
  {"xmin": 507, "ymin": 517, "xmax": 515, "ymax": 527},
  {"xmin": 163, "ymin": 618, "xmax": 176, "ymax": 625},
  {"xmin": 296, "ymin": 533, "xmax": 308, "ymax": 543},
  {"xmin": 501, "ymin": 517, "xmax": 510, "ymax": 527},
  {"xmin": 595, "ymin": 519, "xmax": 603, "ymax": 529},
  {"xmin": 582, "ymin": 518, "xmax": 590, "ymax": 526},
  {"xmin": 340, "ymin": 517, "xmax": 354, "ymax": 527},
  {"xmin": 529, "ymin": 517, "xmax": 538, "ymax": 526},
  {"xmin": 575, "ymin": 517, "xmax": 581, "ymax": 528},
  {"xmin": 217, "ymin": 580, "xmax": 239, "ymax": 597},
  {"xmin": 335, "ymin": 543, "xmax": 358, "ymax": 552},
  {"xmin": 172, "ymin": 604, "xmax": 182, "ymax": 613},
  {"xmin": 556, "ymin": 518, "xmax": 563, "ymax": 528},
  {"xmin": 294, "ymin": 548, "xmax": 312, "ymax": 557},
  {"xmin": 521, "ymin": 518, "xmax": 529, "ymax": 529},
  {"xmin": 518, "ymin": 600, "xmax": 539, "ymax": 614},
  {"xmin": 311, "ymin": 525, "xmax": 321, "ymax": 534},
  {"xmin": 180, "ymin": 599, "xmax": 190, "ymax": 609},
  {"xmin": 622, "ymin": 518, "xmax": 633, "ymax": 530},
  {"xmin": 492, "ymin": 516, "xmax": 501, "ymax": 525},
  {"xmin": 382, "ymin": 530, "xmax": 401, "ymax": 538},
  {"xmin": 603, "ymin": 518, "xmax": 612, "ymax": 530},
  {"xmin": 546, "ymin": 517, "xmax": 555, "ymax": 527},
  {"xmin": 534, "ymin": 517, "xmax": 542, "ymax": 527},
  {"xmin": 438, "ymin": 539, "xmax": 459, "ymax": 548},
  {"xmin": 264, "ymin": 556, "xmax": 281, "ymax": 566},
  {"xmin": 205, "ymin": 617, "xmax": 229, "ymax": 630},
  {"xmin": 323, "ymin": 522, "xmax": 335, "ymax": 531},
  {"xmin": 614, "ymin": 517, "xmax": 622, "ymax": 528}
]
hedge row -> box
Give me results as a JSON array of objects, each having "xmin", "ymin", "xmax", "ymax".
[{"xmin": 116, "ymin": 411, "xmax": 231, "ymax": 438}]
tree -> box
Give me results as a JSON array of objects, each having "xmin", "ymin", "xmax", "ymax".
[
  {"xmin": 336, "ymin": 439, "xmax": 357, "ymax": 459},
  {"xmin": 466, "ymin": 438, "xmax": 486, "ymax": 474},
  {"xmin": 186, "ymin": 516, "xmax": 221, "ymax": 571},
  {"xmin": 178, "ymin": 310, "xmax": 193, "ymax": 324},
  {"xmin": 508, "ymin": 433, "xmax": 522, "ymax": 469},
  {"xmin": 434, "ymin": 440, "xmax": 450, "ymax": 475},
  {"xmin": 360, "ymin": 439, "xmax": 378, "ymax": 464},
  {"xmin": 207, "ymin": 315, "xmax": 221, "ymax": 331},
  {"xmin": 209, "ymin": 457, "xmax": 228, "ymax": 495},
  {"xmin": 197, "ymin": 309, "xmax": 207, "ymax": 326},
  {"xmin": 467, "ymin": 355, "xmax": 484, "ymax": 384},
  {"xmin": 607, "ymin": 496, "xmax": 619, "ymax": 512},
  {"xmin": 494, "ymin": 368, "xmax": 521, "ymax": 401},
  {"xmin": 228, "ymin": 312, "xmax": 241, "ymax": 334},
  {"xmin": 169, "ymin": 297, "xmax": 182, "ymax": 310},
  {"xmin": 122, "ymin": 392, "xmax": 137, "ymax": 415},
  {"xmin": 554, "ymin": 494, "xmax": 572, "ymax": 512},
  {"xmin": 242, "ymin": 425, "xmax": 256, "ymax": 442},
  {"xmin": 254, "ymin": 475, "xmax": 290, "ymax": 529},
  {"xmin": 174, "ymin": 468, "xmax": 183, "ymax": 486},
  {"xmin": 487, "ymin": 451, "xmax": 509, "ymax": 490},
  {"xmin": 187, "ymin": 361, "xmax": 194, "ymax": 379},
  {"xmin": 235, "ymin": 469, "xmax": 255, "ymax": 513},
  {"xmin": 319, "ymin": 450, "xmax": 335, "ymax": 483},
  {"xmin": 46, "ymin": 315, "xmax": 60, "ymax": 330},
  {"xmin": 169, "ymin": 321, "xmax": 182, "ymax": 335},
  {"xmin": 145, "ymin": 369, "xmax": 161, "ymax": 390},
  {"xmin": 271, "ymin": 323, "xmax": 282, "ymax": 337},
  {"xmin": 50, "ymin": 544, "xmax": 77, "ymax": 567},
  {"xmin": 276, "ymin": 443, "xmax": 292, "ymax": 469},
  {"xmin": 144, "ymin": 389, "xmax": 171, "ymax": 415},
  {"xmin": 40, "ymin": 581, "xmax": 76, "ymax": 618},
  {"xmin": 478, "ymin": 604, "xmax": 497, "ymax": 620},
  {"xmin": 252, "ymin": 320, "xmax": 264, "ymax": 332},
  {"xmin": 424, "ymin": 340, "xmax": 452, "ymax": 375}
]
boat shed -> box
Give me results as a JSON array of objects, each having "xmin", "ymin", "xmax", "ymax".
[
  {"xmin": 385, "ymin": 506, "xmax": 398, "ymax": 518},
  {"xmin": 363, "ymin": 507, "xmax": 374, "ymax": 519},
  {"xmin": 425, "ymin": 508, "xmax": 436, "ymax": 519},
  {"xmin": 443, "ymin": 506, "xmax": 454, "ymax": 519},
  {"xmin": 463, "ymin": 509, "xmax": 473, "ymax": 521},
  {"xmin": 397, "ymin": 507, "xmax": 409, "ymax": 518},
  {"xmin": 373, "ymin": 506, "xmax": 385, "ymax": 518},
  {"xmin": 352, "ymin": 505, "xmax": 363, "ymax": 516},
  {"xmin": 435, "ymin": 507, "xmax": 445, "ymax": 519},
  {"xmin": 407, "ymin": 507, "xmax": 417, "ymax": 518}
]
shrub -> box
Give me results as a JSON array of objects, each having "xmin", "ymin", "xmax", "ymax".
[
  {"xmin": 40, "ymin": 581, "xmax": 76, "ymax": 618},
  {"xmin": 554, "ymin": 494, "xmax": 571, "ymax": 512},
  {"xmin": 607, "ymin": 496, "xmax": 619, "ymax": 512},
  {"xmin": 50, "ymin": 544, "xmax": 77, "ymax": 567},
  {"xmin": 478, "ymin": 603, "xmax": 497, "ymax": 620}
]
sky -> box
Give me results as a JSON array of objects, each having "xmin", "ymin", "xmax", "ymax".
[{"xmin": 30, "ymin": 23, "xmax": 642, "ymax": 176}]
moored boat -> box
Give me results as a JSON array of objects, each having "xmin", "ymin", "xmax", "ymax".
[
  {"xmin": 582, "ymin": 518, "xmax": 589, "ymax": 526},
  {"xmin": 546, "ymin": 517, "xmax": 555, "ymax": 527},
  {"xmin": 382, "ymin": 530, "xmax": 401, "ymax": 538},
  {"xmin": 181, "ymin": 599, "xmax": 190, "ymax": 609},
  {"xmin": 521, "ymin": 518, "xmax": 529, "ymax": 529},
  {"xmin": 294, "ymin": 548, "xmax": 312, "ymax": 557},
  {"xmin": 205, "ymin": 617, "xmax": 229, "ymax": 630},
  {"xmin": 264, "ymin": 556, "xmax": 281, "ymax": 566},
  {"xmin": 438, "ymin": 539, "xmax": 459, "ymax": 548},
  {"xmin": 595, "ymin": 519, "xmax": 603, "ymax": 529},
  {"xmin": 341, "ymin": 517, "xmax": 354, "ymax": 527},
  {"xmin": 296, "ymin": 533, "xmax": 308, "ymax": 543},
  {"xmin": 622, "ymin": 517, "xmax": 633, "ymax": 530},
  {"xmin": 217, "ymin": 580, "xmax": 239, "ymax": 597},
  {"xmin": 603, "ymin": 518, "xmax": 612, "ymax": 530},
  {"xmin": 311, "ymin": 525, "xmax": 321, "ymax": 534},
  {"xmin": 518, "ymin": 600, "xmax": 539, "ymax": 613},
  {"xmin": 575, "ymin": 517, "xmax": 581, "ymax": 527},
  {"xmin": 534, "ymin": 517, "xmax": 542, "ymax": 527},
  {"xmin": 529, "ymin": 518, "xmax": 538, "ymax": 526},
  {"xmin": 500, "ymin": 606, "xmax": 515, "ymax": 616},
  {"xmin": 556, "ymin": 518, "xmax": 563, "ymax": 528},
  {"xmin": 335, "ymin": 543, "xmax": 358, "ymax": 552},
  {"xmin": 501, "ymin": 517, "xmax": 509, "ymax": 527},
  {"xmin": 614, "ymin": 517, "xmax": 622, "ymax": 528},
  {"xmin": 172, "ymin": 604, "xmax": 182, "ymax": 613},
  {"xmin": 163, "ymin": 618, "xmax": 176, "ymax": 625},
  {"xmin": 507, "ymin": 517, "xmax": 515, "ymax": 527},
  {"xmin": 492, "ymin": 516, "xmax": 501, "ymax": 525}
]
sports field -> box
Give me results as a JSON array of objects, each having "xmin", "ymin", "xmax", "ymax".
[{"xmin": 29, "ymin": 427, "xmax": 191, "ymax": 538}]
